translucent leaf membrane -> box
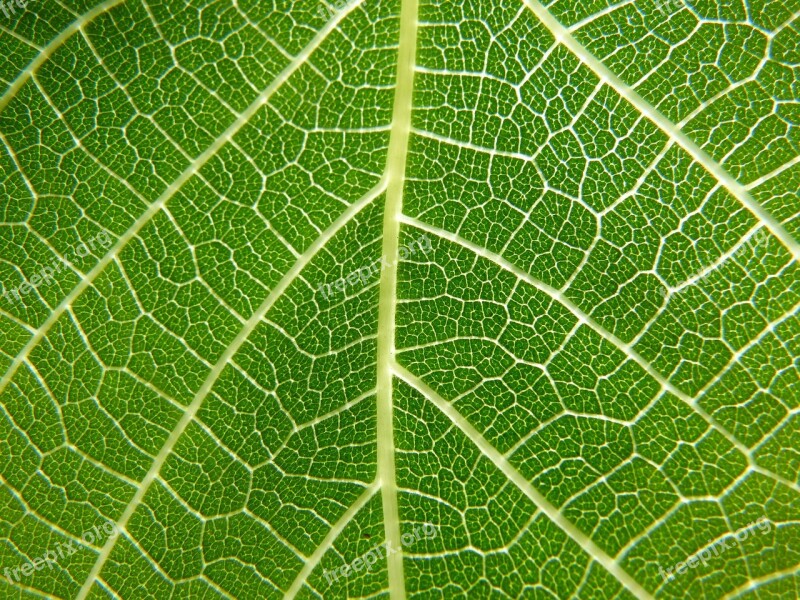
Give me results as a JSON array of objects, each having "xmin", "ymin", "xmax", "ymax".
[{"xmin": 0, "ymin": 0, "xmax": 797, "ymax": 598}]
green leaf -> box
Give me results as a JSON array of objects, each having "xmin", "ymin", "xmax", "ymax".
[{"xmin": 0, "ymin": 0, "xmax": 798, "ymax": 598}]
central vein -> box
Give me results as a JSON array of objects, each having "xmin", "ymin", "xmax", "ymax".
[{"xmin": 375, "ymin": 0, "xmax": 418, "ymax": 595}]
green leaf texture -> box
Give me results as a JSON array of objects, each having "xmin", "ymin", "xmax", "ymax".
[{"xmin": 0, "ymin": 0, "xmax": 799, "ymax": 598}]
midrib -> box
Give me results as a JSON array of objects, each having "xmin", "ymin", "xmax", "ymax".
[{"xmin": 375, "ymin": 0, "xmax": 419, "ymax": 595}]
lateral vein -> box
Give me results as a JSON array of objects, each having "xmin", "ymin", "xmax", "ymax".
[
  {"xmin": 392, "ymin": 363, "xmax": 654, "ymax": 600},
  {"xmin": 400, "ymin": 215, "xmax": 800, "ymax": 496},
  {"xmin": 74, "ymin": 178, "xmax": 386, "ymax": 600},
  {"xmin": 0, "ymin": 0, "xmax": 367, "ymax": 419},
  {"xmin": 518, "ymin": 0, "xmax": 800, "ymax": 261},
  {"xmin": 284, "ymin": 481, "xmax": 380, "ymax": 599},
  {"xmin": 0, "ymin": 0, "xmax": 127, "ymax": 114}
]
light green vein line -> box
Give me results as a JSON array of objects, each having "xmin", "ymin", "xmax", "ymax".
[
  {"xmin": 0, "ymin": 0, "xmax": 127, "ymax": 114},
  {"xmin": 392, "ymin": 363, "xmax": 654, "ymax": 600},
  {"xmin": 285, "ymin": 480, "xmax": 381, "ymax": 599},
  {"xmin": 519, "ymin": 0, "xmax": 800, "ymax": 262},
  {"xmin": 745, "ymin": 154, "xmax": 800, "ymax": 191},
  {"xmin": 0, "ymin": 0, "xmax": 366, "ymax": 412},
  {"xmin": 376, "ymin": 0, "xmax": 418, "ymax": 595},
  {"xmin": 0, "ymin": 23, "xmax": 43, "ymax": 52},
  {"xmin": 721, "ymin": 566, "xmax": 800, "ymax": 600},
  {"xmin": 401, "ymin": 215, "xmax": 800, "ymax": 497},
  {"xmin": 74, "ymin": 177, "xmax": 386, "ymax": 600}
]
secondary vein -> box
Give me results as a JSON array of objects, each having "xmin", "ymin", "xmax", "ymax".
[{"xmin": 518, "ymin": 0, "xmax": 800, "ymax": 262}]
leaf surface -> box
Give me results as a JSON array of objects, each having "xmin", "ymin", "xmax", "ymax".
[{"xmin": 0, "ymin": 0, "xmax": 798, "ymax": 598}]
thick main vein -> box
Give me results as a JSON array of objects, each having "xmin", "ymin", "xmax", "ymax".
[{"xmin": 375, "ymin": 0, "xmax": 418, "ymax": 595}]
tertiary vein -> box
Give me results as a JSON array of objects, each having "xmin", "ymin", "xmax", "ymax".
[{"xmin": 0, "ymin": 0, "xmax": 368, "ymax": 455}]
